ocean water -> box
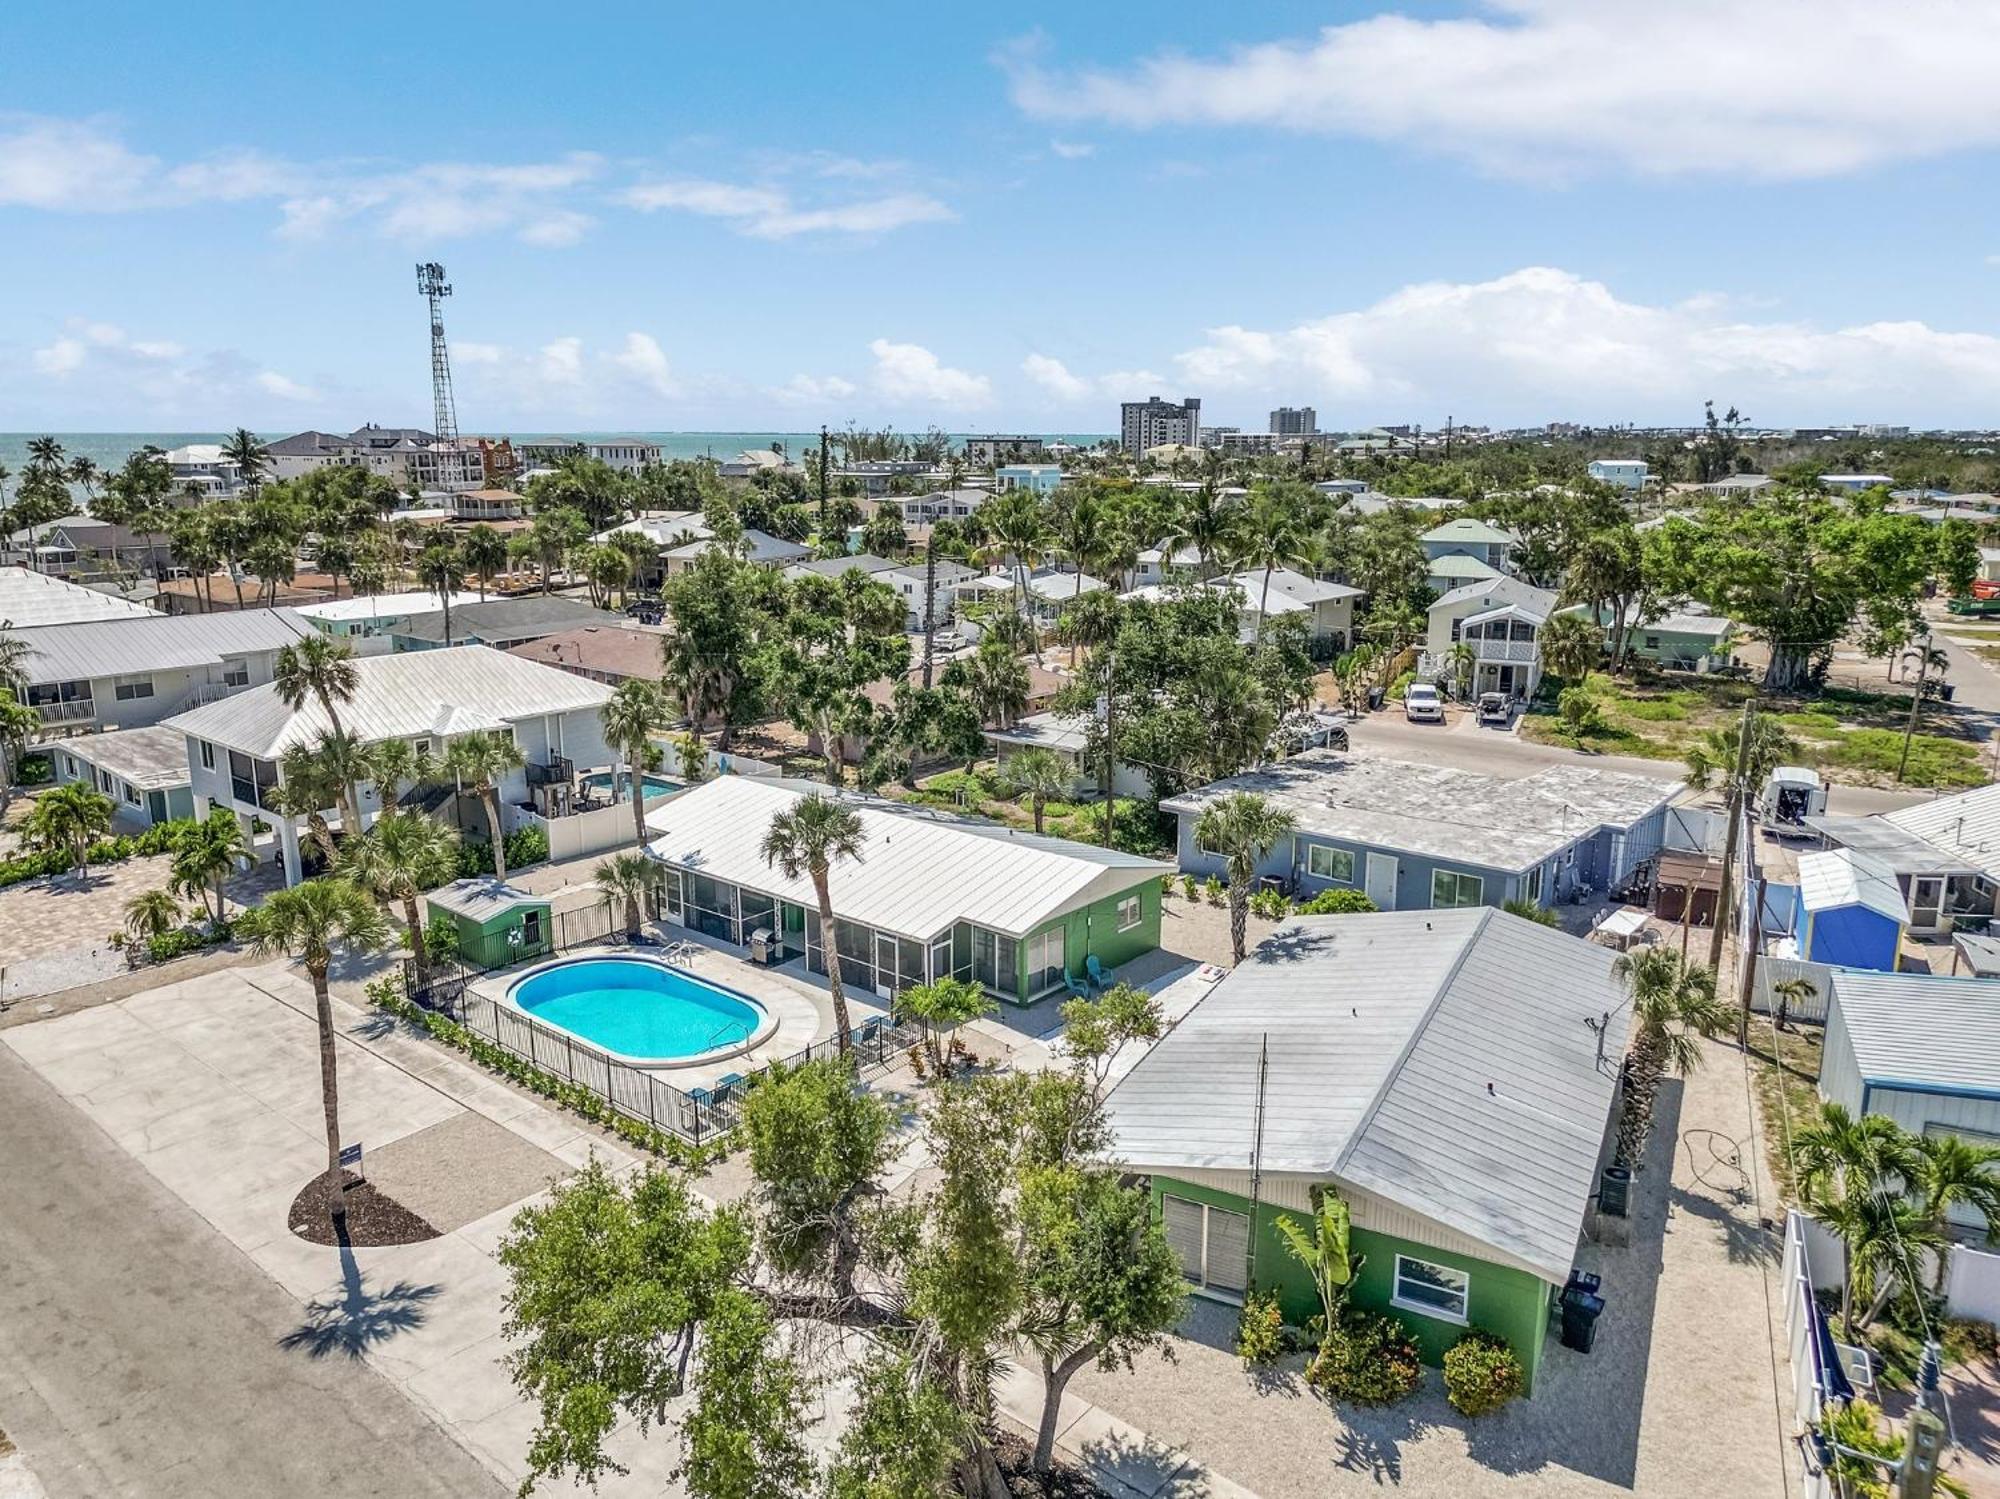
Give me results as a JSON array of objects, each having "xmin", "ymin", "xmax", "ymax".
[{"xmin": 0, "ymin": 430, "xmax": 1114, "ymax": 477}]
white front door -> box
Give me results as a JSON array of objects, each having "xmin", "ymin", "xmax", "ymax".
[
  {"xmin": 1910, "ymin": 876, "xmax": 1944, "ymax": 932},
  {"xmin": 875, "ymin": 933, "xmax": 899, "ymax": 1000},
  {"xmin": 1365, "ymin": 852, "xmax": 1399, "ymax": 910}
]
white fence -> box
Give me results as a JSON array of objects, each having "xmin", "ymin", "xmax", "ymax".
[
  {"xmin": 1750, "ymin": 955, "xmax": 1836, "ymax": 1024},
  {"xmin": 1782, "ymin": 1210, "xmax": 1845, "ymax": 1499},
  {"xmin": 1946, "ymin": 1243, "xmax": 2000, "ymax": 1323}
]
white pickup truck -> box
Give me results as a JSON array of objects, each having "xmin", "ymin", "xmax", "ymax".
[{"xmin": 1404, "ymin": 682, "xmax": 1444, "ymax": 722}]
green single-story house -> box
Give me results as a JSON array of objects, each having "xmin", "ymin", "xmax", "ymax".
[
  {"xmin": 1105, "ymin": 907, "xmax": 1632, "ymax": 1392},
  {"xmin": 425, "ymin": 878, "xmax": 554, "ymax": 970},
  {"xmin": 641, "ymin": 774, "xmax": 1173, "ymax": 1004}
]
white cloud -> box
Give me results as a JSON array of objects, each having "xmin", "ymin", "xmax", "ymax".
[
  {"xmin": 537, "ymin": 337, "xmax": 586, "ymax": 386},
  {"xmin": 612, "ymin": 332, "xmax": 676, "ymax": 398},
  {"xmin": 33, "ymin": 337, "xmax": 87, "ymax": 376},
  {"xmin": 772, "ymin": 373, "xmax": 859, "ymax": 405},
  {"xmin": 1005, "ymin": 2, "xmax": 2000, "ymax": 179},
  {"xmin": 622, "ymin": 177, "xmax": 954, "ymax": 238},
  {"xmin": 1021, "ymin": 353, "xmax": 1164, "ymax": 404},
  {"xmin": 1048, "ymin": 139, "xmax": 1095, "ymax": 159},
  {"xmin": 0, "ymin": 116, "xmax": 159, "ymax": 209},
  {"xmin": 255, "ymin": 370, "xmax": 318, "ymax": 401},
  {"xmin": 867, "ymin": 339, "xmax": 991, "ymax": 408},
  {"xmin": 518, "ymin": 210, "xmax": 594, "ymax": 248},
  {"xmin": 1157, "ymin": 266, "xmax": 2000, "ymax": 423}
]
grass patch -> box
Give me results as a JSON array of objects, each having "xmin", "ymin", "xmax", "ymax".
[
  {"xmin": 1814, "ymin": 727, "xmax": 1987, "ymax": 788},
  {"xmin": 1745, "ymin": 1019, "xmax": 1823, "ymax": 1207}
]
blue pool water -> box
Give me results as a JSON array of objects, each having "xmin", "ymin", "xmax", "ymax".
[
  {"xmin": 579, "ymin": 770, "xmax": 679, "ymax": 802},
  {"xmin": 509, "ymin": 958, "xmax": 766, "ymax": 1061}
]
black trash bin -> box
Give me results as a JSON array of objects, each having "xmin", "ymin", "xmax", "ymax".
[
  {"xmin": 1560, "ymin": 1289, "xmax": 1605, "ymax": 1353},
  {"xmin": 1942, "ymin": 683, "xmax": 1957, "ymax": 702}
]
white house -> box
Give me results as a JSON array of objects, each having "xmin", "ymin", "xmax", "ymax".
[
  {"xmin": 1209, "ymin": 569, "xmax": 1359, "ymax": 653},
  {"xmin": 293, "ymin": 589, "xmax": 484, "ymax": 656},
  {"xmin": 162, "ymin": 443, "xmax": 244, "ymax": 497},
  {"xmin": 995, "ymin": 464, "xmax": 1062, "ymax": 495},
  {"xmin": 12, "ymin": 608, "xmax": 312, "ymax": 736},
  {"xmin": 1420, "ymin": 518, "xmax": 1518, "ymax": 574},
  {"xmin": 898, "ymin": 487, "xmax": 995, "ymax": 527},
  {"xmin": 1586, "ymin": 459, "xmax": 1648, "ymax": 491},
  {"xmin": 985, "ymin": 711, "xmax": 1150, "ymax": 800},
  {"xmin": 1422, "ymin": 577, "xmax": 1560, "ymax": 701},
  {"xmin": 1820, "ymin": 473, "xmax": 1894, "ymax": 494},
  {"xmin": 164, "ymin": 645, "xmax": 615, "ymax": 885}
]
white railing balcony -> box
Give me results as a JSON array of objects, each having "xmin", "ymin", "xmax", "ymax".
[
  {"xmin": 34, "ymin": 700, "xmax": 96, "ymax": 727},
  {"xmin": 185, "ymin": 681, "xmax": 247, "ymax": 707},
  {"xmin": 1468, "ymin": 637, "xmax": 1539, "ymax": 663}
]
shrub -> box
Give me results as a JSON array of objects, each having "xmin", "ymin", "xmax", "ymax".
[
  {"xmin": 1556, "ymin": 686, "xmax": 1601, "ymax": 737},
  {"xmin": 1236, "ymin": 1289, "xmax": 1286, "ymax": 1365},
  {"xmin": 1306, "ymin": 1309, "xmax": 1421, "ymax": 1406},
  {"xmin": 145, "ymin": 920, "xmax": 232, "ymax": 965},
  {"xmin": 14, "ymin": 752, "xmax": 52, "ymax": 786},
  {"xmin": 1501, "ymin": 897, "xmax": 1560, "ymax": 927},
  {"xmin": 1180, "ymin": 873, "xmax": 1199, "ymax": 901},
  {"xmin": 1296, "ymin": 887, "xmax": 1378, "ymax": 916},
  {"xmin": 1442, "ymin": 1328, "xmax": 1523, "ymax": 1416},
  {"xmin": 1248, "ymin": 887, "xmax": 1291, "ymax": 921},
  {"xmin": 1202, "ymin": 874, "xmax": 1226, "ymax": 906},
  {"xmin": 504, "ymin": 824, "xmax": 549, "ymax": 870},
  {"xmin": 423, "ymin": 916, "xmax": 461, "ymax": 965}
]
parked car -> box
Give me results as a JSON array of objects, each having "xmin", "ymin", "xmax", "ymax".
[
  {"xmin": 1404, "ymin": 682, "xmax": 1444, "ymax": 723},
  {"xmin": 932, "ymin": 628, "xmax": 967, "ymax": 652},
  {"xmin": 1477, "ymin": 691, "xmax": 1512, "ymax": 725}
]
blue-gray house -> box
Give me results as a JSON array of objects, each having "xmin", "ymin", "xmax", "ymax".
[
  {"xmin": 1792, "ymin": 847, "xmax": 1908, "ymax": 973},
  {"xmin": 1164, "ymin": 751, "xmax": 1675, "ymax": 913}
]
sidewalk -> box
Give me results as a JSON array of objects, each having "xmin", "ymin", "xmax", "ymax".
[{"xmin": 995, "ymin": 1363, "xmax": 1258, "ymax": 1499}]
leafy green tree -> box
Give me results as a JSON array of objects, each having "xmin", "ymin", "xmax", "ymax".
[
  {"xmin": 662, "ymin": 551, "xmax": 784, "ymax": 749},
  {"xmin": 942, "ymin": 634, "xmax": 1030, "ymax": 730},
  {"xmin": 674, "ymin": 1289, "xmax": 815, "ymax": 1499},
  {"xmin": 169, "ymin": 810, "xmax": 249, "ymax": 922},
  {"xmin": 1538, "ymin": 609, "xmax": 1602, "ymax": 688},
  {"xmin": 739, "ymin": 1058, "xmax": 897, "ymax": 1302},
  {"xmin": 1193, "ymin": 792, "xmax": 1299, "ymax": 963},
  {"xmin": 123, "ymin": 886, "xmax": 181, "ymax": 942},
  {"xmin": 900, "ymin": 977, "xmax": 997, "ymax": 1077},
  {"xmin": 760, "ymin": 793, "xmax": 866, "ymax": 1051},
  {"xmin": 237, "ymin": 877, "xmax": 389, "ymax": 1224},
  {"xmin": 1237, "ymin": 481, "xmax": 1319, "ymax": 644},
  {"xmin": 1610, "ymin": 947, "xmax": 1729, "ymax": 1170},
  {"xmin": 499, "ymin": 1161, "xmax": 753, "ymax": 1493},
  {"xmin": 460, "ymin": 523, "xmax": 508, "ymax": 600},
  {"xmin": 1910, "ymin": 1131, "xmax": 2000, "ymax": 1293},
  {"xmin": 826, "ymin": 1354, "xmax": 966, "ymax": 1499},
  {"xmin": 1018, "ymin": 1165, "xmax": 1185, "ymax": 1472},
  {"xmin": 0, "ymin": 687, "xmax": 37, "ymax": 802},
  {"xmin": 767, "ymin": 572, "xmax": 907, "ymax": 786}
]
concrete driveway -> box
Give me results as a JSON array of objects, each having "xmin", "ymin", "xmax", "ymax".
[{"xmin": 0, "ymin": 963, "xmax": 670, "ymax": 1496}]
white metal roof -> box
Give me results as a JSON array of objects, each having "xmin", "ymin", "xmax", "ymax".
[
  {"xmin": 1106, "ymin": 908, "xmax": 1631, "ymax": 1284},
  {"xmin": 1427, "ymin": 553, "xmax": 1502, "ymax": 580},
  {"xmin": 643, "ymin": 775, "xmax": 1170, "ymax": 941},
  {"xmin": 1830, "ymin": 971, "xmax": 2000, "ymax": 1099},
  {"xmin": 11, "ymin": 608, "xmax": 312, "ymax": 685},
  {"xmin": 1883, "ymin": 783, "xmax": 2000, "ymax": 884},
  {"xmin": 985, "ymin": 710, "xmax": 1090, "ymax": 756},
  {"xmin": 1421, "ymin": 518, "xmax": 1517, "ymax": 545},
  {"xmin": 0, "ymin": 567, "xmax": 158, "ymax": 628},
  {"xmin": 1212, "ymin": 568, "xmax": 1361, "ymax": 610},
  {"xmin": 293, "ymin": 589, "xmax": 481, "ymax": 623},
  {"xmin": 1797, "ymin": 846, "xmax": 1910, "ymax": 923},
  {"xmin": 427, "ymin": 877, "xmax": 548, "ymax": 920},
  {"xmin": 1161, "ymin": 750, "xmax": 1674, "ymax": 875},
  {"xmin": 1430, "ymin": 575, "xmax": 1559, "ymax": 618},
  {"xmin": 162, "ymin": 644, "xmax": 613, "ymax": 758},
  {"xmin": 1772, "ymin": 765, "xmax": 1822, "ymax": 788}
]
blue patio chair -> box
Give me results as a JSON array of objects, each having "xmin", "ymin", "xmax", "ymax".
[
  {"xmin": 690, "ymin": 1086, "xmax": 712, "ymax": 1108},
  {"xmin": 855, "ymin": 1015, "xmax": 884, "ymax": 1046},
  {"xmin": 716, "ymin": 1072, "xmax": 744, "ymax": 1096},
  {"xmin": 1065, "ymin": 971, "xmax": 1093, "ymax": 1000},
  {"xmin": 1084, "ymin": 954, "xmax": 1112, "ymax": 991}
]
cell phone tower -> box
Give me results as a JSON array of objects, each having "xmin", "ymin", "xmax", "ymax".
[{"xmin": 415, "ymin": 262, "xmax": 460, "ymax": 450}]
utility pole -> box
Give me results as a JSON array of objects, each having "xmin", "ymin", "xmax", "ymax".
[
  {"xmin": 1710, "ymin": 699, "xmax": 1755, "ymax": 981},
  {"xmin": 817, "ymin": 424, "xmax": 830, "ymax": 534},
  {"xmin": 1898, "ymin": 634, "xmax": 1933, "ymax": 783},
  {"xmin": 1244, "ymin": 1034, "xmax": 1270, "ymax": 1297},
  {"xmin": 1735, "ymin": 871, "xmax": 1766, "ymax": 1045}
]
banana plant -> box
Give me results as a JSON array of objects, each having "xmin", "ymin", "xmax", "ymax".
[{"xmin": 1276, "ymin": 1191, "xmax": 1364, "ymax": 1346}]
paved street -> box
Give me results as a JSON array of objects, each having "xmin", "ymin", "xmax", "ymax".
[{"xmin": 0, "ymin": 1041, "xmax": 505, "ymax": 1499}]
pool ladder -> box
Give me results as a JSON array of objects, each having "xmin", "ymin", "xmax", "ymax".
[{"xmin": 661, "ymin": 940, "xmax": 698, "ymax": 968}]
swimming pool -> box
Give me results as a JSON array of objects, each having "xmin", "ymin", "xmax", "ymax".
[
  {"xmin": 506, "ymin": 956, "xmax": 773, "ymax": 1065},
  {"xmin": 579, "ymin": 769, "xmax": 679, "ymax": 803}
]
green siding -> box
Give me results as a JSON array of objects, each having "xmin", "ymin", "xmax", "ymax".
[
  {"xmin": 428, "ymin": 898, "xmax": 553, "ymax": 970},
  {"xmin": 1014, "ymin": 878, "xmax": 1163, "ymax": 1001},
  {"xmin": 1149, "ymin": 1175, "xmax": 1552, "ymax": 1394}
]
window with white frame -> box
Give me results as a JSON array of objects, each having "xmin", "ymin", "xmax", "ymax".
[
  {"xmin": 1524, "ymin": 864, "xmax": 1544, "ymax": 904},
  {"xmin": 1161, "ymin": 1195, "xmax": 1250, "ymax": 1298},
  {"xmin": 1116, "ymin": 894, "xmax": 1142, "ymax": 932},
  {"xmin": 1306, "ymin": 844, "xmax": 1356, "ymax": 884},
  {"xmin": 1392, "ymin": 1254, "xmax": 1469, "ymax": 1323},
  {"xmin": 199, "ymin": 740, "xmax": 215, "ymax": 770},
  {"xmin": 220, "ymin": 657, "xmax": 250, "ymax": 687},
  {"xmin": 113, "ymin": 674, "xmax": 154, "ymax": 701},
  {"xmin": 1431, "ymin": 869, "xmax": 1485, "ymax": 909},
  {"xmin": 1025, "ymin": 926, "xmax": 1066, "ymax": 993}
]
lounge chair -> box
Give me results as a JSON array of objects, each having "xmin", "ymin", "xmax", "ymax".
[
  {"xmin": 1084, "ymin": 954, "xmax": 1112, "ymax": 991},
  {"xmin": 1065, "ymin": 972, "xmax": 1093, "ymax": 1000}
]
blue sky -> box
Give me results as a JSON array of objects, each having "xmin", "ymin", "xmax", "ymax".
[{"xmin": 5, "ymin": 1, "xmax": 2000, "ymax": 433}]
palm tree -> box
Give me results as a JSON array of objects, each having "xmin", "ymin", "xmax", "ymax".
[
  {"xmin": 270, "ymin": 745, "xmax": 344, "ymax": 866},
  {"xmin": 444, "ymin": 730, "xmax": 524, "ymax": 877},
  {"xmin": 460, "ymin": 524, "xmax": 507, "ymax": 601},
  {"xmin": 238, "ymin": 878, "xmax": 390, "ymax": 1227},
  {"xmin": 1770, "ymin": 975, "xmax": 1816, "ymax": 1031},
  {"xmin": 1610, "ymin": 946, "xmax": 1730, "ymax": 1170},
  {"xmin": 170, "ymin": 811, "xmax": 251, "ymax": 922},
  {"xmin": 1910, "ymin": 1131, "xmax": 2000, "ymax": 1294},
  {"xmin": 273, "ymin": 634, "xmax": 360, "ymax": 739},
  {"xmin": 1812, "ymin": 1186, "xmax": 1942, "ymax": 1339},
  {"xmin": 1537, "ymin": 609, "xmax": 1602, "ymax": 687},
  {"xmin": 1002, "ymin": 747, "xmax": 1072, "ymax": 834},
  {"xmin": 593, "ymin": 851, "xmax": 657, "ymax": 940},
  {"xmin": 0, "ymin": 687, "xmax": 36, "ymax": 806},
  {"xmin": 23, "ymin": 783, "xmax": 114, "ymax": 873},
  {"xmin": 221, "ymin": 428, "xmax": 268, "ymax": 497},
  {"xmin": 1238, "ymin": 485, "xmax": 1312, "ymax": 645},
  {"xmin": 0, "ymin": 622, "xmax": 31, "ymax": 695},
  {"xmin": 416, "ymin": 539, "xmax": 466, "ymax": 646},
  {"xmin": 946, "ymin": 635, "xmax": 1031, "ymax": 729},
  {"xmin": 123, "ymin": 887, "xmax": 180, "ymax": 943},
  {"xmin": 342, "ymin": 811, "xmax": 459, "ymax": 988},
  {"xmin": 1192, "ymin": 792, "xmax": 1299, "ymax": 963},
  {"xmin": 760, "ymin": 793, "xmax": 866, "ymax": 1054},
  {"xmin": 980, "ymin": 488, "xmax": 1051, "ymax": 618},
  {"xmin": 1048, "ymin": 491, "xmax": 1111, "ymax": 666},
  {"xmin": 1165, "ymin": 483, "xmax": 1241, "ymax": 579},
  {"xmin": 359, "ymin": 735, "xmax": 437, "ymax": 817},
  {"xmin": 599, "ymin": 679, "xmax": 666, "ymax": 848}
]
